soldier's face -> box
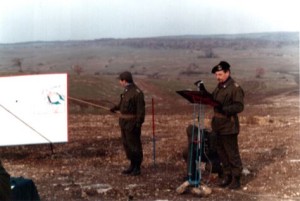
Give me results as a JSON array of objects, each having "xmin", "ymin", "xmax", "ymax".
[{"xmin": 215, "ymin": 70, "xmax": 230, "ymax": 83}]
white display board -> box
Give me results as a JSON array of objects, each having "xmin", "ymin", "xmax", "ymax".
[{"xmin": 0, "ymin": 73, "xmax": 68, "ymax": 146}]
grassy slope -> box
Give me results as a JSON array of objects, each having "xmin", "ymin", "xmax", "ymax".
[{"xmin": 0, "ymin": 33, "xmax": 298, "ymax": 113}]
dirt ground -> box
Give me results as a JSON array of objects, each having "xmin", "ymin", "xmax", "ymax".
[{"xmin": 1, "ymin": 83, "xmax": 300, "ymax": 201}]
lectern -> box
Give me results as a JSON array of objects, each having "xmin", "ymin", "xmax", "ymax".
[{"xmin": 176, "ymin": 81, "xmax": 218, "ymax": 186}]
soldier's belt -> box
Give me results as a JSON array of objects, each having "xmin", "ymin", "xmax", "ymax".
[
  {"xmin": 214, "ymin": 112, "xmax": 235, "ymax": 122},
  {"xmin": 119, "ymin": 114, "xmax": 137, "ymax": 119}
]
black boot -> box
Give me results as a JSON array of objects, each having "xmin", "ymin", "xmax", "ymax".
[
  {"xmin": 122, "ymin": 162, "xmax": 134, "ymax": 175},
  {"xmin": 131, "ymin": 165, "xmax": 141, "ymax": 176},
  {"xmin": 228, "ymin": 176, "xmax": 241, "ymax": 190},
  {"xmin": 218, "ymin": 175, "xmax": 232, "ymax": 187}
]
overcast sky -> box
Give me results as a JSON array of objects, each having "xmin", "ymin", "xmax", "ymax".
[{"xmin": 0, "ymin": 0, "xmax": 299, "ymax": 43}]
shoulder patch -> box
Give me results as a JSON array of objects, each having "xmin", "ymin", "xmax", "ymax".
[{"xmin": 234, "ymin": 83, "xmax": 240, "ymax": 87}]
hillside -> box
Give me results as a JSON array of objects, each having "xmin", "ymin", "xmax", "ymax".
[{"xmin": 0, "ymin": 32, "xmax": 298, "ymax": 96}]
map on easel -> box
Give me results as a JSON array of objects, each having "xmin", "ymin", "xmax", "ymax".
[{"xmin": 0, "ymin": 73, "xmax": 68, "ymax": 146}]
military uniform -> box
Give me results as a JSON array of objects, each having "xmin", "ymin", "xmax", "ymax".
[
  {"xmin": 0, "ymin": 161, "xmax": 11, "ymax": 201},
  {"xmin": 112, "ymin": 83, "xmax": 145, "ymax": 175},
  {"xmin": 211, "ymin": 76, "xmax": 244, "ymax": 186}
]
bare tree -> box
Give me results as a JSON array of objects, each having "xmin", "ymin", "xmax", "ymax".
[
  {"xmin": 255, "ymin": 67, "xmax": 265, "ymax": 78},
  {"xmin": 71, "ymin": 64, "xmax": 84, "ymax": 75},
  {"xmin": 12, "ymin": 58, "xmax": 23, "ymax": 72},
  {"xmin": 204, "ymin": 48, "xmax": 217, "ymax": 58}
]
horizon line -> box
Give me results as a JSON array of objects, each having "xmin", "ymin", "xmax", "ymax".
[{"xmin": 1, "ymin": 31, "xmax": 299, "ymax": 45}]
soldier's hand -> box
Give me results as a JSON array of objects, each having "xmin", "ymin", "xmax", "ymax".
[
  {"xmin": 110, "ymin": 107, "xmax": 116, "ymax": 113},
  {"xmin": 198, "ymin": 90, "xmax": 205, "ymax": 96},
  {"xmin": 214, "ymin": 105, "xmax": 223, "ymax": 113}
]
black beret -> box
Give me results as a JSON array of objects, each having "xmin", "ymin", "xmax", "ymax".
[
  {"xmin": 211, "ymin": 61, "xmax": 231, "ymax": 73},
  {"xmin": 119, "ymin": 71, "xmax": 133, "ymax": 83}
]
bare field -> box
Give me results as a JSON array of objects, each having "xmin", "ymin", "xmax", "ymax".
[{"xmin": 1, "ymin": 89, "xmax": 299, "ymax": 201}]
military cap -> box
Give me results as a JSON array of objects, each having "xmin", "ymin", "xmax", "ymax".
[
  {"xmin": 211, "ymin": 61, "xmax": 231, "ymax": 73},
  {"xmin": 119, "ymin": 71, "xmax": 133, "ymax": 83}
]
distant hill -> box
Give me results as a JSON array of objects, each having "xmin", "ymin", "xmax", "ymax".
[
  {"xmin": 163, "ymin": 32, "xmax": 299, "ymax": 41},
  {"xmin": 1, "ymin": 32, "xmax": 298, "ymax": 48},
  {"xmin": 96, "ymin": 32, "xmax": 299, "ymax": 50}
]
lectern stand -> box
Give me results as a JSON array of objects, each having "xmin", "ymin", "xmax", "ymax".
[{"xmin": 175, "ymin": 90, "xmax": 218, "ymax": 196}]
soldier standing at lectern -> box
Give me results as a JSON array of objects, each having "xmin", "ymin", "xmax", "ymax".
[
  {"xmin": 211, "ymin": 61, "xmax": 244, "ymax": 189},
  {"xmin": 110, "ymin": 71, "xmax": 145, "ymax": 176}
]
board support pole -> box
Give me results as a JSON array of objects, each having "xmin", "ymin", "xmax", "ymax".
[{"xmin": 0, "ymin": 104, "xmax": 54, "ymax": 154}]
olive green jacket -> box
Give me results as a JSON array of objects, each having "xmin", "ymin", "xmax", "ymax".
[
  {"xmin": 114, "ymin": 83, "xmax": 145, "ymax": 127},
  {"xmin": 211, "ymin": 77, "xmax": 244, "ymax": 135}
]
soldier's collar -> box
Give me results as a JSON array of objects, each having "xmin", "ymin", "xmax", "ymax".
[
  {"xmin": 218, "ymin": 77, "xmax": 232, "ymax": 88},
  {"xmin": 124, "ymin": 83, "xmax": 133, "ymax": 92}
]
